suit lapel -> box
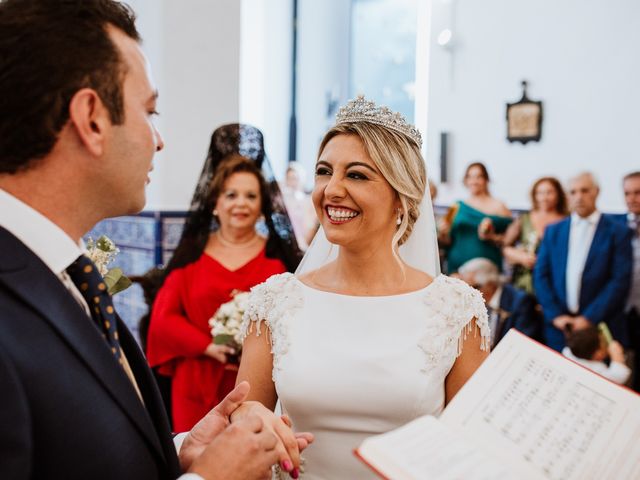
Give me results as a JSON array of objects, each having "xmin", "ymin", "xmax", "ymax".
[
  {"xmin": 118, "ymin": 318, "xmax": 180, "ymax": 473},
  {"xmin": 557, "ymin": 219, "xmax": 571, "ymax": 307},
  {"xmin": 0, "ymin": 229, "xmax": 166, "ymax": 463},
  {"xmin": 584, "ymin": 217, "xmax": 606, "ymax": 273}
]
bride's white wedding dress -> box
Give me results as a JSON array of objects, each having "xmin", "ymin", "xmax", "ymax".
[{"xmin": 243, "ymin": 272, "xmax": 489, "ymax": 479}]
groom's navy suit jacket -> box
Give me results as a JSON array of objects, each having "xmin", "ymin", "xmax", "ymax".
[
  {"xmin": 0, "ymin": 227, "xmax": 181, "ymax": 479},
  {"xmin": 533, "ymin": 215, "xmax": 632, "ymax": 351}
]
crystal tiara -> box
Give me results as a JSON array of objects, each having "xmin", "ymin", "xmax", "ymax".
[{"xmin": 335, "ymin": 95, "xmax": 422, "ymax": 148}]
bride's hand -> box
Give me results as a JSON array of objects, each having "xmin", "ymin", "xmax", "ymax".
[
  {"xmin": 281, "ymin": 414, "xmax": 314, "ymax": 453},
  {"xmin": 204, "ymin": 343, "xmax": 235, "ymax": 363},
  {"xmin": 232, "ymin": 400, "xmax": 309, "ymax": 478}
]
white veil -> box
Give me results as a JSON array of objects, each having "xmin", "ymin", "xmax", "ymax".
[{"xmin": 295, "ymin": 166, "xmax": 441, "ymax": 278}]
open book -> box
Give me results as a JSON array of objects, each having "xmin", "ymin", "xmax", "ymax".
[{"xmin": 355, "ymin": 330, "xmax": 640, "ymax": 480}]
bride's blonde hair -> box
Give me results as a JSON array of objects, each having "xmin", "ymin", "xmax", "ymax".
[{"xmin": 317, "ymin": 122, "xmax": 426, "ymax": 247}]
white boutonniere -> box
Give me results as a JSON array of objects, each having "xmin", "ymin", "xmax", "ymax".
[{"xmin": 86, "ymin": 235, "xmax": 132, "ymax": 295}]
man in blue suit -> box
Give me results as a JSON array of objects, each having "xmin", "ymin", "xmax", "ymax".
[
  {"xmin": 609, "ymin": 171, "xmax": 640, "ymax": 389},
  {"xmin": 459, "ymin": 258, "xmax": 542, "ymax": 348},
  {"xmin": 534, "ymin": 172, "xmax": 633, "ymax": 351}
]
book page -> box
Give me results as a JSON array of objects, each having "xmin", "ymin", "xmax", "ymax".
[
  {"xmin": 441, "ymin": 330, "xmax": 640, "ymax": 480},
  {"xmin": 357, "ymin": 415, "xmax": 514, "ymax": 480}
]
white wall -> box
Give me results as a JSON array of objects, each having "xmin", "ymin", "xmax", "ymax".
[
  {"xmin": 124, "ymin": 0, "xmax": 166, "ymax": 209},
  {"xmin": 128, "ymin": 0, "xmax": 295, "ymax": 208},
  {"xmin": 239, "ymin": 0, "xmax": 292, "ymax": 178},
  {"xmin": 296, "ymin": 0, "xmax": 352, "ymax": 185},
  {"xmin": 424, "ymin": 0, "xmax": 640, "ymax": 212},
  {"xmin": 128, "ymin": 0, "xmax": 639, "ymax": 212},
  {"xmin": 127, "ymin": 0, "xmax": 242, "ymax": 211}
]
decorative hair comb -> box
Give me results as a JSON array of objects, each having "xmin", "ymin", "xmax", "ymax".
[{"xmin": 335, "ymin": 95, "xmax": 422, "ymax": 148}]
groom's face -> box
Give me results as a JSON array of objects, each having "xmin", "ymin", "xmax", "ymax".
[
  {"xmin": 313, "ymin": 134, "xmax": 399, "ymax": 249},
  {"xmin": 101, "ymin": 25, "xmax": 164, "ymax": 215}
]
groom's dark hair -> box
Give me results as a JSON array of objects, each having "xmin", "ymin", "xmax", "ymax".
[{"xmin": 0, "ymin": 0, "xmax": 140, "ymax": 173}]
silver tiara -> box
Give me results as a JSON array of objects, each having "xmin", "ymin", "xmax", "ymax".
[{"xmin": 335, "ymin": 95, "xmax": 422, "ymax": 148}]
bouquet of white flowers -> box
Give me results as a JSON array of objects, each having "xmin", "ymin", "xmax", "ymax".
[
  {"xmin": 86, "ymin": 235, "xmax": 132, "ymax": 295},
  {"xmin": 209, "ymin": 291, "xmax": 249, "ymax": 364}
]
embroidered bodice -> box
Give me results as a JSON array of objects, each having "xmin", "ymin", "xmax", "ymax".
[{"xmin": 242, "ymin": 273, "xmax": 489, "ymax": 479}]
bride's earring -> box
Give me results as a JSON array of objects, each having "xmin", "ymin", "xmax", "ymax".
[
  {"xmin": 213, "ymin": 209, "xmax": 218, "ymax": 216},
  {"xmin": 396, "ymin": 209, "xmax": 402, "ymax": 226}
]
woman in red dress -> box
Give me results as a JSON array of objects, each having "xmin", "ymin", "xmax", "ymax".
[{"xmin": 146, "ymin": 125, "xmax": 301, "ymax": 431}]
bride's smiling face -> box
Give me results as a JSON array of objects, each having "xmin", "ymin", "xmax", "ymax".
[{"xmin": 313, "ymin": 134, "xmax": 399, "ymax": 248}]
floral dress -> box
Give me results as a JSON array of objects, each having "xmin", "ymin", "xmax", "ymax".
[{"xmin": 511, "ymin": 212, "xmax": 539, "ymax": 294}]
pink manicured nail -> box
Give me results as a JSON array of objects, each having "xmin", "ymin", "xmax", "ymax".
[
  {"xmin": 291, "ymin": 468, "xmax": 299, "ymax": 479},
  {"xmin": 281, "ymin": 460, "xmax": 293, "ymax": 472}
]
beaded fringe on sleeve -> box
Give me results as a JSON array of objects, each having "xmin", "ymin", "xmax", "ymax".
[
  {"xmin": 419, "ymin": 276, "xmax": 491, "ymax": 374},
  {"xmin": 241, "ymin": 273, "xmax": 302, "ymax": 381}
]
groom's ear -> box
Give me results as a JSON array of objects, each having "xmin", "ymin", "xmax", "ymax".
[{"xmin": 68, "ymin": 87, "xmax": 111, "ymax": 157}]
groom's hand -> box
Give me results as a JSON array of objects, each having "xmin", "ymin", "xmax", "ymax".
[
  {"xmin": 188, "ymin": 414, "xmax": 278, "ymax": 480},
  {"xmin": 179, "ymin": 381, "xmax": 251, "ymax": 471}
]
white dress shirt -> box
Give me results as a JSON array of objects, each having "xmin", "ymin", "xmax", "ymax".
[
  {"xmin": 487, "ymin": 285, "xmax": 503, "ymax": 347},
  {"xmin": 0, "ymin": 188, "xmax": 85, "ymax": 303},
  {"xmin": 566, "ymin": 211, "xmax": 601, "ymax": 313},
  {"xmin": 0, "ymin": 188, "xmax": 201, "ymax": 480}
]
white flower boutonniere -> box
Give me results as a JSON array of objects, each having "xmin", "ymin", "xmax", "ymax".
[{"xmin": 86, "ymin": 235, "xmax": 132, "ymax": 295}]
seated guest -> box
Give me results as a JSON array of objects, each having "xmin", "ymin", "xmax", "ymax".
[
  {"xmin": 562, "ymin": 325, "xmax": 631, "ymax": 385},
  {"xmin": 459, "ymin": 258, "xmax": 541, "ymax": 347},
  {"xmin": 438, "ymin": 162, "xmax": 512, "ymax": 273},
  {"xmin": 502, "ymin": 177, "xmax": 568, "ymax": 294},
  {"xmin": 534, "ymin": 172, "xmax": 633, "ymax": 351},
  {"xmin": 147, "ymin": 125, "xmax": 302, "ymax": 431}
]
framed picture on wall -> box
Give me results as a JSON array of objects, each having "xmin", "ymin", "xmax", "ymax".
[{"xmin": 506, "ymin": 81, "xmax": 542, "ymax": 144}]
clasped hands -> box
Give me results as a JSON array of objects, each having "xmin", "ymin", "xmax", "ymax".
[
  {"xmin": 552, "ymin": 314, "xmax": 591, "ymax": 333},
  {"xmin": 181, "ymin": 381, "xmax": 313, "ymax": 480}
]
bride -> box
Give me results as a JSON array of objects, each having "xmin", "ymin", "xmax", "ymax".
[{"xmin": 233, "ymin": 96, "xmax": 490, "ymax": 479}]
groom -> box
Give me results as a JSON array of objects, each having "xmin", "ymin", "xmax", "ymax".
[{"xmin": 0, "ymin": 1, "xmax": 308, "ymax": 479}]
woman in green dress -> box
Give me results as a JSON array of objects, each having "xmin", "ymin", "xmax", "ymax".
[
  {"xmin": 502, "ymin": 177, "xmax": 568, "ymax": 293},
  {"xmin": 439, "ymin": 162, "xmax": 512, "ymax": 273}
]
